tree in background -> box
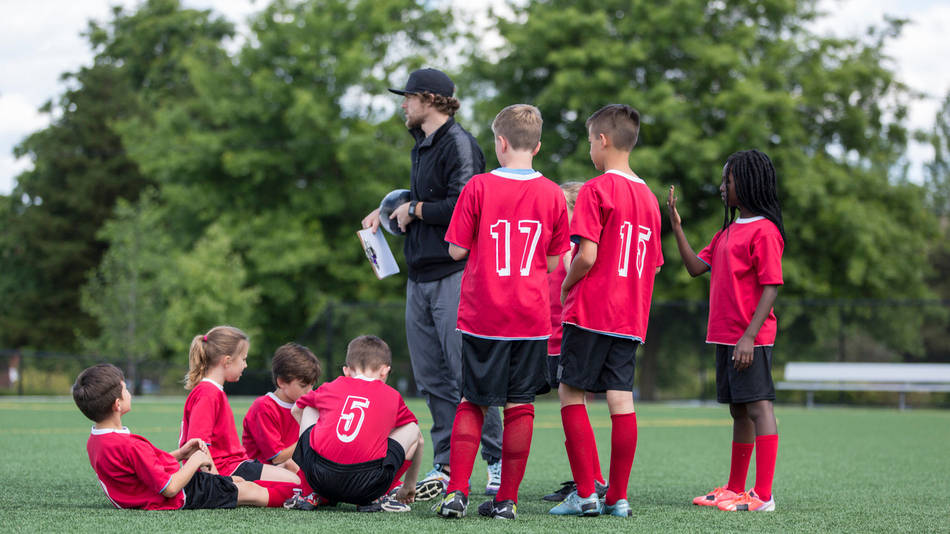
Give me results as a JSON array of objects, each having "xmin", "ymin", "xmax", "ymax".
[
  {"xmin": 114, "ymin": 0, "xmax": 454, "ymax": 358},
  {"xmin": 468, "ymin": 0, "xmax": 938, "ymax": 396},
  {"xmin": 0, "ymin": 0, "xmax": 233, "ymax": 352},
  {"xmin": 80, "ymin": 194, "xmax": 170, "ymax": 393}
]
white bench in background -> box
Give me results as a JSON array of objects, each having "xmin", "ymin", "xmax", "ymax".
[{"xmin": 776, "ymin": 362, "xmax": 950, "ymax": 410}]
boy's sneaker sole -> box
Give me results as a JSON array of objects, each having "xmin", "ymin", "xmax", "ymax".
[{"xmin": 415, "ymin": 478, "xmax": 447, "ymax": 501}]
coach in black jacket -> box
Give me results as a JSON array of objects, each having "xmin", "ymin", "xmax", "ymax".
[{"xmin": 362, "ymin": 68, "xmax": 503, "ymax": 496}]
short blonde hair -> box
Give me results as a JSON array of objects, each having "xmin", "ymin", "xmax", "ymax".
[
  {"xmin": 491, "ymin": 104, "xmax": 542, "ymax": 151},
  {"xmin": 560, "ymin": 181, "xmax": 584, "ymax": 210}
]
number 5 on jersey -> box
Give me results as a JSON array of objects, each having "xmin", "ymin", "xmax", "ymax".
[
  {"xmin": 337, "ymin": 395, "xmax": 370, "ymax": 443},
  {"xmin": 618, "ymin": 222, "xmax": 652, "ymax": 278}
]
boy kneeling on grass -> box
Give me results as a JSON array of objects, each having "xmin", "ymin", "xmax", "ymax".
[
  {"xmin": 73, "ymin": 363, "xmax": 273, "ymax": 510},
  {"xmin": 291, "ymin": 335, "xmax": 424, "ymax": 513}
]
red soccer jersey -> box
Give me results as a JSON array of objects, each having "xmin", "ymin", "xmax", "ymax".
[
  {"xmin": 446, "ymin": 168, "xmax": 571, "ymax": 339},
  {"xmin": 86, "ymin": 427, "xmax": 184, "ymax": 510},
  {"xmin": 295, "ymin": 376, "xmax": 417, "ymax": 464},
  {"xmin": 242, "ymin": 392, "xmax": 299, "ymax": 463},
  {"xmin": 698, "ymin": 216, "xmax": 784, "ymax": 346},
  {"xmin": 547, "ymin": 251, "xmax": 569, "ymax": 355},
  {"xmin": 179, "ymin": 379, "xmax": 248, "ymax": 476},
  {"xmin": 561, "ymin": 170, "xmax": 664, "ymax": 341}
]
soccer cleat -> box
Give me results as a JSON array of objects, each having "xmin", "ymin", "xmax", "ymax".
[
  {"xmin": 485, "ymin": 461, "xmax": 502, "ymax": 495},
  {"xmin": 548, "ymin": 490, "xmax": 601, "ymax": 516},
  {"xmin": 282, "ymin": 489, "xmax": 319, "ymax": 511},
  {"xmin": 436, "ymin": 490, "xmax": 468, "ymax": 518},
  {"xmin": 542, "ymin": 479, "xmax": 608, "ymax": 502},
  {"xmin": 415, "ymin": 465, "xmax": 450, "ymax": 501},
  {"xmin": 357, "ymin": 495, "xmax": 411, "ymax": 513},
  {"xmin": 478, "ymin": 499, "xmax": 516, "ymax": 519},
  {"xmin": 692, "ymin": 486, "xmax": 739, "ymax": 507},
  {"xmin": 604, "ymin": 499, "xmax": 633, "ymax": 517},
  {"xmin": 717, "ymin": 490, "xmax": 775, "ymax": 512}
]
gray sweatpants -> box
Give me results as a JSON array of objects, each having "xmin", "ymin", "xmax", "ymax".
[{"xmin": 406, "ymin": 270, "xmax": 502, "ymax": 466}]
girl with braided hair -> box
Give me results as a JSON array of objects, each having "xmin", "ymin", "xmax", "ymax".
[{"xmin": 667, "ymin": 149, "xmax": 784, "ymax": 512}]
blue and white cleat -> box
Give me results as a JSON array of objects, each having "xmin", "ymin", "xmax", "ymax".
[{"xmin": 548, "ymin": 490, "xmax": 601, "ymax": 516}]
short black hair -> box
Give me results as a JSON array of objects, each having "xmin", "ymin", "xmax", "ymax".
[{"xmin": 72, "ymin": 364, "xmax": 124, "ymax": 423}]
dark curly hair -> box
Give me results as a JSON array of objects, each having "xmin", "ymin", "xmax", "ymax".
[{"xmin": 418, "ymin": 91, "xmax": 460, "ymax": 116}]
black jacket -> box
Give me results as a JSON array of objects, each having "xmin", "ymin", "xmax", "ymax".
[{"xmin": 405, "ymin": 118, "xmax": 486, "ymax": 282}]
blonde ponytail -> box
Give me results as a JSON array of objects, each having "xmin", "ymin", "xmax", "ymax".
[{"xmin": 184, "ymin": 326, "xmax": 249, "ymax": 389}]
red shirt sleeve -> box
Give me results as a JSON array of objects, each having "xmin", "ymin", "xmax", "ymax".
[
  {"xmin": 296, "ymin": 390, "xmax": 318, "ymax": 411},
  {"xmin": 393, "ymin": 394, "xmax": 418, "ymax": 428},
  {"xmin": 697, "ymin": 230, "xmax": 721, "ymax": 266},
  {"xmin": 185, "ymin": 388, "xmax": 218, "ymax": 446},
  {"xmin": 128, "ymin": 437, "xmax": 176, "ymax": 495},
  {"xmin": 570, "ymin": 184, "xmax": 604, "ymax": 245},
  {"xmin": 445, "ymin": 178, "xmax": 479, "ymax": 250},
  {"xmin": 752, "ymin": 228, "xmax": 784, "ymax": 285},
  {"xmin": 244, "ymin": 403, "xmax": 285, "ymax": 461},
  {"xmin": 546, "ymin": 192, "xmax": 571, "ymax": 257}
]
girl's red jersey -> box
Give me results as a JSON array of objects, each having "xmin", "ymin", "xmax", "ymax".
[
  {"xmin": 561, "ymin": 170, "xmax": 664, "ymax": 341},
  {"xmin": 242, "ymin": 392, "xmax": 299, "ymax": 463},
  {"xmin": 295, "ymin": 376, "xmax": 417, "ymax": 464},
  {"xmin": 698, "ymin": 216, "xmax": 784, "ymax": 346},
  {"xmin": 446, "ymin": 168, "xmax": 571, "ymax": 339},
  {"xmin": 87, "ymin": 427, "xmax": 185, "ymax": 510},
  {"xmin": 179, "ymin": 379, "xmax": 248, "ymax": 476},
  {"xmin": 547, "ymin": 252, "xmax": 568, "ymax": 355}
]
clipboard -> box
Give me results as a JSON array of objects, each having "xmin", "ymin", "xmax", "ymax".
[{"xmin": 357, "ymin": 228, "xmax": 400, "ymax": 279}]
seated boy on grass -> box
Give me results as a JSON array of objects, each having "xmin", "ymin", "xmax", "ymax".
[
  {"xmin": 291, "ymin": 335, "xmax": 424, "ymax": 512},
  {"xmin": 72, "ymin": 363, "xmax": 271, "ymax": 510}
]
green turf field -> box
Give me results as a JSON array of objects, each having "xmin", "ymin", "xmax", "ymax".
[{"xmin": 1, "ymin": 396, "xmax": 947, "ymax": 533}]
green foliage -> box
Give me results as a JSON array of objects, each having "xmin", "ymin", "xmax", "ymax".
[{"xmin": 80, "ymin": 193, "xmax": 170, "ymax": 388}]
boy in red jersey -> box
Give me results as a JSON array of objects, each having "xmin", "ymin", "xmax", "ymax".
[
  {"xmin": 668, "ymin": 149, "xmax": 785, "ymax": 512},
  {"xmin": 73, "ymin": 363, "xmax": 272, "ymax": 510},
  {"xmin": 242, "ymin": 343, "xmax": 321, "ymax": 469},
  {"xmin": 436, "ymin": 104, "xmax": 570, "ymax": 520},
  {"xmin": 292, "ymin": 335, "xmax": 424, "ymax": 512},
  {"xmin": 550, "ymin": 104, "xmax": 663, "ymax": 518},
  {"xmin": 542, "ymin": 182, "xmax": 609, "ymax": 504}
]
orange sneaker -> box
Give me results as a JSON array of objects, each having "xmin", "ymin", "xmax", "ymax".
[
  {"xmin": 692, "ymin": 486, "xmax": 739, "ymax": 506},
  {"xmin": 717, "ymin": 490, "xmax": 775, "ymax": 512}
]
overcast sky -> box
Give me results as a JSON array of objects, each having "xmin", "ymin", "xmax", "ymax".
[{"xmin": 2, "ymin": 0, "xmax": 949, "ymax": 195}]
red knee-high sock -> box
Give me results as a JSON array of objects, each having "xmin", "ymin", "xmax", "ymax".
[
  {"xmin": 605, "ymin": 412, "xmax": 637, "ymax": 505},
  {"xmin": 753, "ymin": 434, "xmax": 778, "ymax": 501},
  {"xmin": 446, "ymin": 401, "xmax": 484, "ymax": 496},
  {"xmin": 495, "ymin": 404, "xmax": 535, "ymax": 503},
  {"xmin": 726, "ymin": 441, "xmax": 754, "ymax": 494},
  {"xmin": 591, "ymin": 434, "xmax": 605, "ymax": 485},
  {"xmin": 387, "ymin": 459, "xmax": 412, "ymax": 493},
  {"xmin": 295, "ymin": 470, "xmax": 314, "ymax": 496},
  {"xmin": 254, "ymin": 480, "xmax": 299, "ymax": 507},
  {"xmin": 561, "ymin": 404, "xmax": 596, "ymax": 497}
]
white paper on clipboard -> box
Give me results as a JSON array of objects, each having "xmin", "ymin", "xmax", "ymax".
[{"xmin": 357, "ymin": 228, "xmax": 400, "ymax": 279}]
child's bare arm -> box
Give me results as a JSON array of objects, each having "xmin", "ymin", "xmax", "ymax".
[
  {"xmin": 733, "ymin": 285, "xmax": 780, "ymax": 371},
  {"xmin": 546, "ymin": 255, "xmax": 560, "ymax": 273},
  {"xmin": 270, "ymin": 443, "xmax": 296, "ymax": 466},
  {"xmin": 170, "ymin": 438, "xmax": 207, "ymax": 461},
  {"xmin": 298, "ymin": 406, "xmax": 319, "ymax": 437},
  {"xmin": 448, "ymin": 243, "xmax": 469, "ymax": 261},
  {"xmin": 667, "ymin": 186, "xmax": 710, "ymax": 277},
  {"xmin": 561, "ymin": 238, "xmax": 597, "ymax": 304},
  {"xmin": 161, "ymin": 450, "xmax": 212, "ymax": 497},
  {"xmin": 394, "ymin": 430, "xmax": 424, "ymax": 504}
]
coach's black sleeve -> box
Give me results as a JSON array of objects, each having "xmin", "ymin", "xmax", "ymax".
[{"xmin": 421, "ymin": 127, "xmax": 483, "ymax": 226}]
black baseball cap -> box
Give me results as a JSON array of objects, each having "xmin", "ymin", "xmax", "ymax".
[{"xmin": 388, "ymin": 68, "xmax": 455, "ymax": 97}]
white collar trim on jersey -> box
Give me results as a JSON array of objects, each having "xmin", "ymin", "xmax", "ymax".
[
  {"xmin": 606, "ymin": 169, "xmax": 646, "ymax": 185},
  {"xmin": 350, "ymin": 374, "xmax": 377, "ymax": 382},
  {"xmin": 91, "ymin": 426, "xmax": 131, "ymax": 436},
  {"xmin": 201, "ymin": 377, "xmax": 225, "ymax": 391},
  {"xmin": 490, "ymin": 168, "xmax": 542, "ymax": 181},
  {"xmin": 267, "ymin": 391, "xmax": 295, "ymax": 409},
  {"xmin": 735, "ymin": 216, "xmax": 765, "ymax": 224}
]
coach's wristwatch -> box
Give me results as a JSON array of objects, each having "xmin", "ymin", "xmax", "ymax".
[{"xmin": 409, "ymin": 200, "xmax": 419, "ymax": 218}]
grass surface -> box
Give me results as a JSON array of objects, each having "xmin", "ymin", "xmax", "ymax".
[{"xmin": 1, "ymin": 396, "xmax": 948, "ymax": 533}]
